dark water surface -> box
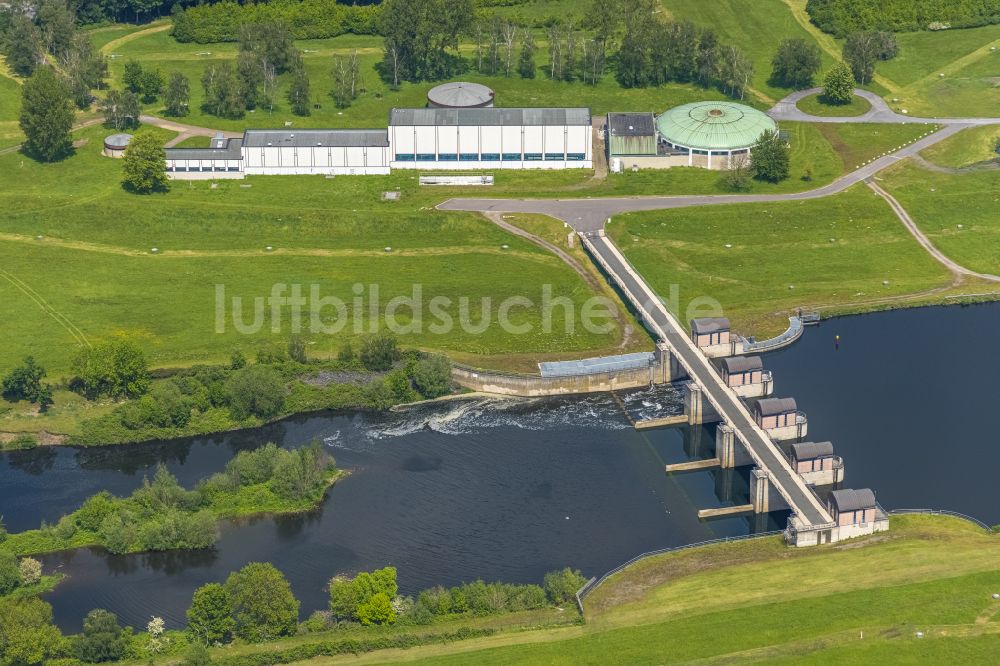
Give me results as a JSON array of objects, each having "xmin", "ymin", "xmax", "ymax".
[
  {"xmin": 3, "ymin": 302, "xmax": 995, "ymax": 631},
  {"xmin": 3, "ymin": 387, "xmax": 776, "ymax": 631},
  {"xmin": 764, "ymin": 302, "xmax": 1000, "ymax": 523}
]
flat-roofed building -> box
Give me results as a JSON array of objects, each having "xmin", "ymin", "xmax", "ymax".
[
  {"xmin": 165, "ymin": 133, "xmax": 244, "ymax": 179},
  {"xmin": 388, "ymin": 107, "xmax": 593, "ymax": 170},
  {"xmin": 241, "ymin": 129, "xmax": 390, "ymax": 175}
]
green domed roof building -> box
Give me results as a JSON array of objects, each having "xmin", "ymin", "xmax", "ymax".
[{"xmin": 655, "ymin": 101, "xmax": 777, "ymax": 169}]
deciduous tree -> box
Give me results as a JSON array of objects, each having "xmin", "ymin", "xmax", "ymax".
[
  {"xmin": 186, "ymin": 582, "xmax": 235, "ymax": 645},
  {"xmin": 750, "ymin": 129, "xmax": 790, "ymax": 183},
  {"xmin": 2, "ymin": 356, "xmax": 47, "ymax": 403},
  {"xmin": 224, "ymin": 562, "xmax": 299, "ymax": 643},
  {"xmin": 75, "ymin": 609, "xmax": 131, "ymax": 663},
  {"xmin": 164, "ymin": 71, "xmax": 190, "ymax": 116},
  {"xmin": 122, "ymin": 131, "xmax": 169, "ymax": 194},
  {"xmin": 822, "ymin": 62, "xmax": 855, "ymax": 104},
  {"xmin": 19, "ymin": 66, "xmax": 74, "ymax": 162},
  {"xmin": 770, "ymin": 38, "xmax": 821, "ymax": 88},
  {"xmin": 4, "ymin": 12, "xmax": 42, "ymax": 76},
  {"xmin": 0, "ymin": 597, "xmax": 63, "ymax": 666}
]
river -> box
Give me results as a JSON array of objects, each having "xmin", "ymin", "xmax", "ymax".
[{"xmin": 2, "ymin": 302, "xmax": 996, "ymax": 631}]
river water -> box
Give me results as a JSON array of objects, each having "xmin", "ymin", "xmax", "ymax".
[{"xmin": 2, "ymin": 302, "xmax": 996, "ymax": 631}]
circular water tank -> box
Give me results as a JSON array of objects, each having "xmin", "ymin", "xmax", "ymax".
[
  {"xmin": 427, "ymin": 82, "xmax": 495, "ymax": 108},
  {"xmin": 103, "ymin": 133, "xmax": 133, "ymax": 158}
]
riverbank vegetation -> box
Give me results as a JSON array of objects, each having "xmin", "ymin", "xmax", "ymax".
[{"xmin": 0, "ymin": 441, "xmax": 339, "ymax": 557}]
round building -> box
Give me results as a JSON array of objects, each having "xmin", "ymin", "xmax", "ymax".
[
  {"xmin": 655, "ymin": 101, "xmax": 777, "ymax": 170},
  {"xmin": 103, "ymin": 133, "xmax": 133, "ymax": 158},
  {"xmin": 426, "ymin": 81, "xmax": 495, "ymax": 108}
]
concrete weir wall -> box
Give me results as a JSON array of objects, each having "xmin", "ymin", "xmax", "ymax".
[{"xmin": 452, "ymin": 345, "xmax": 681, "ymax": 397}]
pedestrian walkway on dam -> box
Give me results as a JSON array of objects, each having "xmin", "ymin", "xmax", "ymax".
[{"xmin": 580, "ymin": 231, "xmax": 833, "ymax": 530}]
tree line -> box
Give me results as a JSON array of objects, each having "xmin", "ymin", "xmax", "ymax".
[
  {"xmin": 171, "ymin": 0, "xmax": 380, "ymax": 44},
  {"xmin": 806, "ymin": 0, "xmax": 1000, "ymax": 37}
]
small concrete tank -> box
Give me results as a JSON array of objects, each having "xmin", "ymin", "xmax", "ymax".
[
  {"xmin": 426, "ymin": 81, "xmax": 495, "ymax": 108},
  {"xmin": 103, "ymin": 133, "xmax": 133, "ymax": 158}
]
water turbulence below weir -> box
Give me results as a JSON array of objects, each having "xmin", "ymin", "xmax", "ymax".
[{"xmin": 4, "ymin": 383, "xmax": 779, "ymax": 631}]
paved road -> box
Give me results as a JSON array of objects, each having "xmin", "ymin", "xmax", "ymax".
[
  {"xmin": 768, "ymin": 88, "xmax": 1000, "ymax": 125},
  {"xmin": 583, "ymin": 232, "xmax": 831, "ymax": 526},
  {"xmin": 438, "ymin": 122, "xmax": 971, "ymax": 231}
]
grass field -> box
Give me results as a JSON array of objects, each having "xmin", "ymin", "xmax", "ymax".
[
  {"xmin": 796, "ymin": 92, "xmax": 871, "ymax": 116},
  {"xmin": 919, "ymin": 124, "xmax": 1000, "ymax": 167},
  {"xmin": 132, "ymin": 514, "xmax": 997, "ymax": 664},
  {"xmin": 882, "ymin": 161, "xmax": 1000, "ymax": 275},
  {"xmin": 606, "ymin": 184, "xmax": 953, "ymax": 336},
  {"xmin": 876, "ymin": 24, "xmax": 1000, "ymax": 88},
  {"xmin": 0, "ymin": 73, "xmax": 23, "ymax": 148}
]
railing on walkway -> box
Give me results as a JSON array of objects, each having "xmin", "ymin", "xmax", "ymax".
[
  {"xmin": 573, "ymin": 530, "xmax": 784, "ymax": 615},
  {"xmin": 745, "ymin": 316, "xmax": 804, "ymax": 352},
  {"xmin": 889, "ymin": 508, "xmax": 995, "ymax": 533}
]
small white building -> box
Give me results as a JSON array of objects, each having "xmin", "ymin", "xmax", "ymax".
[
  {"xmin": 388, "ymin": 107, "xmax": 593, "ymax": 170},
  {"xmin": 165, "ymin": 134, "xmax": 244, "ymax": 179},
  {"xmin": 241, "ymin": 129, "xmax": 391, "ymax": 176}
]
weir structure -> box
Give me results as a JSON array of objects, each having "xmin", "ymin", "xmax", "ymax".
[{"xmin": 580, "ymin": 229, "xmax": 888, "ymax": 546}]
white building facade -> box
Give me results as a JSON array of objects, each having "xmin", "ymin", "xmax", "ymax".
[
  {"xmin": 388, "ymin": 107, "xmax": 593, "ymax": 170},
  {"xmin": 164, "ymin": 107, "xmax": 593, "ymax": 178}
]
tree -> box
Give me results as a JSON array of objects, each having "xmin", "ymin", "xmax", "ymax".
[
  {"xmin": 19, "ymin": 66, "xmax": 74, "ymax": 162},
  {"xmin": 329, "ymin": 567, "xmax": 398, "ymax": 622},
  {"xmin": 287, "ymin": 335, "xmax": 307, "ymax": 364},
  {"xmin": 37, "ymin": 0, "xmax": 76, "ymax": 60},
  {"xmin": 63, "ymin": 34, "xmax": 108, "ymax": 110},
  {"xmin": 357, "ymin": 592, "xmax": 396, "ymax": 626},
  {"xmin": 0, "ymin": 552, "xmax": 19, "ymax": 595},
  {"xmin": 101, "ymin": 89, "xmax": 141, "ymax": 131},
  {"xmin": 4, "ymin": 12, "xmax": 41, "ymax": 77},
  {"xmin": 186, "ymin": 583, "xmax": 235, "ymax": 645},
  {"xmin": 224, "ymin": 562, "xmax": 299, "ymax": 643},
  {"xmin": 2, "ymin": 356, "xmax": 46, "ymax": 403},
  {"xmin": 722, "ymin": 153, "xmax": 753, "ymax": 191},
  {"xmin": 770, "ymin": 38, "xmax": 821, "ymax": 89},
  {"xmin": 122, "ymin": 131, "xmax": 169, "ymax": 194},
  {"xmin": 379, "ymin": 0, "xmax": 473, "ymax": 82},
  {"xmin": 229, "ymin": 349, "xmax": 247, "ymax": 370},
  {"xmin": 201, "ymin": 63, "xmax": 244, "ymax": 119},
  {"xmin": 123, "ymin": 59, "xmax": 144, "ymax": 93},
  {"xmin": 238, "ymin": 21, "xmax": 298, "ymax": 75},
  {"xmin": 225, "ymin": 365, "xmax": 285, "ymax": 420},
  {"xmin": 410, "ymin": 354, "xmax": 452, "ymax": 398},
  {"xmin": 843, "ymin": 30, "xmax": 890, "ymax": 85},
  {"xmin": 18, "ymin": 557, "xmax": 43, "ymax": 585},
  {"xmin": 140, "ymin": 68, "xmax": 163, "ymax": 103},
  {"xmin": 331, "ymin": 52, "xmax": 361, "ymax": 108},
  {"xmin": 360, "ymin": 332, "xmax": 398, "ymax": 371},
  {"xmin": 72, "ymin": 339, "xmax": 150, "ymax": 399},
  {"xmin": 750, "ymin": 129, "xmax": 790, "ymax": 183},
  {"xmin": 75, "ymin": 609, "xmax": 131, "ymax": 663},
  {"xmin": 543, "ymin": 568, "xmax": 588, "ymax": 605},
  {"xmin": 718, "ymin": 44, "xmax": 753, "ymax": 100},
  {"xmin": 696, "ymin": 28, "xmax": 719, "ymax": 86},
  {"xmin": 822, "ymin": 62, "xmax": 855, "ymax": 104},
  {"xmin": 518, "ymin": 29, "xmax": 536, "ymax": 79},
  {"xmin": 0, "ymin": 597, "xmax": 63, "ymax": 666},
  {"xmin": 287, "ymin": 66, "xmax": 311, "ymax": 116},
  {"xmin": 164, "ymin": 72, "xmax": 190, "ymax": 116}
]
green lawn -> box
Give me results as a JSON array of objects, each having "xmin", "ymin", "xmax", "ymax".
[
  {"xmin": 895, "ymin": 50, "xmax": 1000, "ymax": 118},
  {"xmin": 186, "ymin": 514, "xmax": 1000, "ymax": 664},
  {"xmin": 882, "ymin": 161, "xmax": 1000, "ymax": 275},
  {"xmin": 606, "ymin": 184, "xmax": 952, "ymax": 336},
  {"xmin": 877, "ymin": 24, "xmax": 1000, "ymax": 88},
  {"xmin": 919, "ymin": 124, "xmax": 1000, "ymax": 167},
  {"xmin": 0, "ymin": 74, "xmax": 23, "ymax": 148},
  {"xmin": 796, "ymin": 92, "xmax": 871, "ymax": 117},
  {"xmin": 815, "ymin": 122, "xmax": 938, "ymax": 170}
]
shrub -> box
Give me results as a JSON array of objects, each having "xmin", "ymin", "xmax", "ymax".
[
  {"xmin": 2, "ymin": 356, "xmax": 46, "ymax": 403},
  {"xmin": 75, "ymin": 609, "xmax": 131, "ymax": 663},
  {"xmin": 543, "ymin": 567, "xmax": 588, "ymax": 605},
  {"xmin": 360, "ymin": 332, "xmax": 399, "ymax": 371},
  {"xmin": 357, "ymin": 592, "xmax": 396, "ymax": 626},
  {"xmin": 287, "ymin": 336, "xmax": 307, "ymax": 364},
  {"xmin": 172, "ymin": 0, "xmax": 381, "ymax": 43},
  {"xmin": 226, "ymin": 365, "xmax": 285, "ymax": 420},
  {"xmin": 18, "ymin": 557, "xmax": 43, "ymax": 586},
  {"xmin": 224, "ymin": 563, "xmax": 299, "ymax": 643},
  {"xmin": 0, "ymin": 597, "xmax": 63, "ymax": 666},
  {"xmin": 72, "ymin": 339, "xmax": 150, "ymax": 399},
  {"xmin": 750, "ymin": 129, "xmax": 790, "ymax": 183},
  {"xmin": 187, "ymin": 582, "xmax": 235, "ymax": 646},
  {"xmin": 410, "ymin": 354, "xmax": 452, "ymax": 398},
  {"xmin": 0, "ymin": 551, "xmax": 21, "ymax": 595}
]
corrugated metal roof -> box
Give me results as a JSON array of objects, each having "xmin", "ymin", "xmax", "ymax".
[
  {"xmin": 656, "ymin": 102, "xmax": 777, "ymax": 151},
  {"xmin": 243, "ymin": 129, "xmax": 389, "ymax": 148},
  {"xmin": 608, "ymin": 112, "xmax": 655, "ymax": 137},
  {"xmin": 691, "ymin": 317, "xmax": 731, "ymax": 334},
  {"xmin": 538, "ymin": 352, "xmax": 654, "ymax": 377},
  {"xmin": 791, "ymin": 441, "xmax": 834, "ymax": 460},
  {"xmin": 829, "ymin": 488, "xmax": 876, "ymax": 513},
  {"xmin": 755, "ymin": 397, "xmax": 797, "ymax": 416},
  {"xmin": 720, "ymin": 355, "xmax": 763, "ymax": 374},
  {"xmin": 389, "ymin": 107, "xmax": 591, "ymax": 127},
  {"xmin": 165, "ymin": 137, "xmax": 244, "ymax": 161}
]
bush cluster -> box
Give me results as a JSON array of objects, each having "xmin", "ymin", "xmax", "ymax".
[
  {"xmin": 171, "ymin": 0, "xmax": 381, "ymax": 43},
  {"xmin": 806, "ymin": 0, "xmax": 1000, "ymax": 36}
]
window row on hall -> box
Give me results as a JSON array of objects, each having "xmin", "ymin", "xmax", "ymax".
[
  {"xmin": 394, "ymin": 153, "xmax": 587, "ymax": 162},
  {"xmin": 166, "ymin": 164, "xmax": 240, "ymax": 172}
]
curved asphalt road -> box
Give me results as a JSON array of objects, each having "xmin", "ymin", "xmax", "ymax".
[{"xmin": 437, "ymin": 89, "xmax": 999, "ymax": 232}]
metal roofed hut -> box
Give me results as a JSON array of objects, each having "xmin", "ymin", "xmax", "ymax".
[
  {"xmin": 691, "ymin": 317, "xmax": 730, "ymax": 347},
  {"xmin": 607, "ymin": 112, "xmax": 656, "ymax": 157},
  {"xmin": 426, "ymin": 81, "xmax": 495, "ymax": 108},
  {"xmin": 655, "ymin": 101, "xmax": 777, "ymax": 170},
  {"xmin": 828, "ymin": 488, "xmax": 878, "ymax": 526},
  {"xmin": 103, "ymin": 133, "xmax": 133, "ymax": 158},
  {"xmin": 720, "ymin": 355, "xmax": 762, "ymax": 386},
  {"xmin": 754, "ymin": 397, "xmax": 797, "ymax": 429}
]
